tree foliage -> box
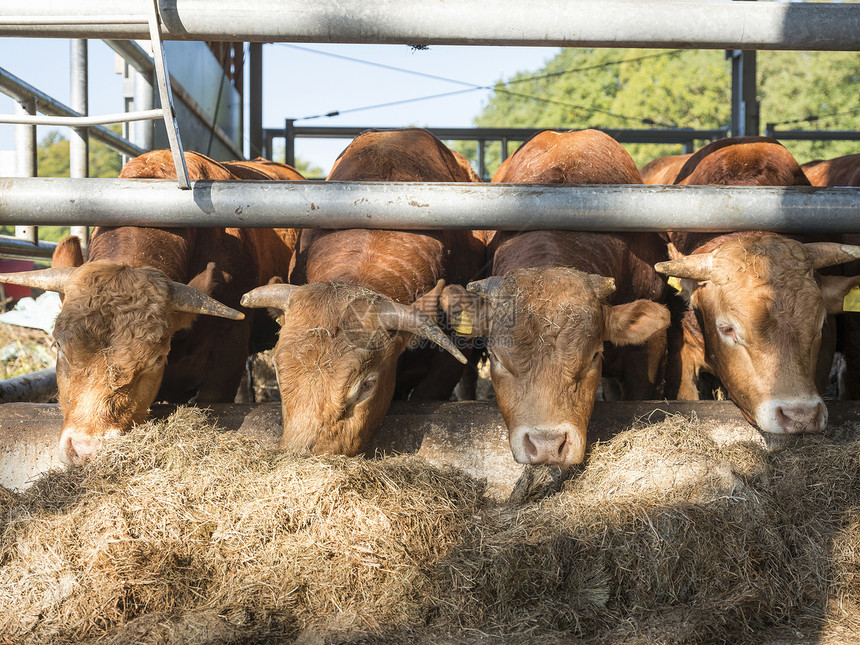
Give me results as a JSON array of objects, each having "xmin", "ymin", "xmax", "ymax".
[{"xmin": 457, "ymin": 47, "xmax": 860, "ymax": 177}]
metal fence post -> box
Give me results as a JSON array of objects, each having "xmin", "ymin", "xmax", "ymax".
[
  {"xmin": 70, "ymin": 38, "xmax": 90, "ymax": 247},
  {"xmin": 14, "ymin": 97, "xmax": 37, "ymax": 246}
]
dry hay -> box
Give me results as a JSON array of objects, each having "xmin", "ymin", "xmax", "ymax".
[{"xmin": 0, "ymin": 408, "xmax": 858, "ymax": 644}]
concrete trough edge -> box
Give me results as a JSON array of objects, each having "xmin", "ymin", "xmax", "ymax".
[{"xmin": 2, "ymin": 400, "xmax": 859, "ymax": 499}]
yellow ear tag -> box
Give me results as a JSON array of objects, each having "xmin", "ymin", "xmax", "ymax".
[
  {"xmin": 844, "ymin": 285, "xmax": 860, "ymax": 312},
  {"xmin": 451, "ymin": 311, "xmax": 473, "ymax": 335},
  {"xmin": 667, "ymin": 276, "xmax": 683, "ymax": 292}
]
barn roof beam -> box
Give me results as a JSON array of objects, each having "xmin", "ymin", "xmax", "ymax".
[
  {"xmin": 0, "ymin": 1, "xmax": 858, "ymax": 51},
  {"xmin": 1, "ymin": 178, "xmax": 858, "ymax": 233}
]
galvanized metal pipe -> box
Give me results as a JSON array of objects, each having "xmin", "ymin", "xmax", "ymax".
[
  {"xmin": 1, "ymin": 1, "xmax": 858, "ymax": 50},
  {"xmin": 13, "ymin": 98, "xmax": 37, "ymax": 247},
  {"xmin": 0, "ymin": 178, "xmax": 859, "ymax": 233},
  {"xmin": 0, "ymin": 66, "xmax": 144, "ymax": 158},
  {"xmin": 70, "ymin": 39, "xmax": 90, "ymax": 247}
]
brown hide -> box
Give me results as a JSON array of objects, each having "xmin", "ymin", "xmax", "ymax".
[
  {"xmin": 801, "ymin": 153, "xmax": 860, "ymax": 399},
  {"xmin": 469, "ymin": 130, "xmax": 671, "ymax": 467},
  {"xmin": 639, "ymin": 153, "xmax": 693, "ymax": 185},
  {"xmin": 48, "ymin": 150, "xmax": 295, "ymax": 465},
  {"xmin": 661, "ymin": 137, "xmax": 851, "ymax": 434},
  {"xmin": 275, "ymin": 128, "xmax": 485, "ymax": 455},
  {"xmin": 802, "ymin": 154, "xmax": 860, "ymax": 187}
]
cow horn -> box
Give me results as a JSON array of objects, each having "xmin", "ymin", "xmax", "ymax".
[
  {"xmin": 466, "ymin": 275, "xmax": 506, "ymax": 299},
  {"xmin": 804, "ymin": 243, "xmax": 860, "ymax": 270},
  {"xmin": 170, "ymin": 282, "xmax": 244, "ymax": 320},
  {"xmin": 0, "ymin": 266, "xmax": 76, "ymax": 293},
  {"xmin": 240, "ymin": 283, "xmax": 299, "ymax": 312},
  {"xmin": 587, "ymin": 274, "xmax": 616, "ymax": 300},
  {"xmin": 654, "ymin": 253, "xmax": 714, "ymax": 281},
  {"xmin": 375, "ymin": 300, "xmax": 467, "ymax": 364}
]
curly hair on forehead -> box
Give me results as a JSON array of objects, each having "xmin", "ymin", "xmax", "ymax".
[{"xmin": 54, "ymin": 263, "xmax": 174, "ymax": 369}]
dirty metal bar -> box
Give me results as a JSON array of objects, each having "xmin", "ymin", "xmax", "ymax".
[
  {"xmin": 0, "ymin": 66, "xmax": 145, "ymax": 159},
  {"xmin": 1, "ymin": 179, "xmax": 859, "ymax": 233},
  {"xmin": 0, "ymin": 368, "xmax": 57, "ymax": 404},
  {"xmin": 0, "ymin": 1, "xmax": 858, "ymax": 51}
]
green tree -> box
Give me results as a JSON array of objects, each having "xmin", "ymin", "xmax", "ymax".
[{"xmin": 458, "ymin": 47, "xmax": 860, "ymax": 175}]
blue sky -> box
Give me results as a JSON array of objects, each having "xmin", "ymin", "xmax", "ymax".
[{"xmin": 0, "ymin": 38, "xmax": 559, "ymax": 173}]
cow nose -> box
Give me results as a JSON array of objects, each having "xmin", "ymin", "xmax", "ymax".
[
  {"xmin": 58, "ymin": 428, "xmax": 121, "ymax": 466},
  {"xmin": 775, "ymin": 401, "xmax": 826, "ymax": 434}
]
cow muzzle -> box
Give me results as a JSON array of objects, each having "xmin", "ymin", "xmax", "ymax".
[
  {"xmin": 510, "ymin": 423, "xmax": 586, "ymax": 467},
  {"xmin": 58, "ymin": 427, "xmax": 122, "ymax": 466},
  {"xmin": 754, "ymin": 396, "xmax": 827, "ymax": 434}
]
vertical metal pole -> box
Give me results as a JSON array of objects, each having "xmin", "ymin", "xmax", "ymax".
[
  {"xmin": 284, "ymin": 118, "xmax": 295, "ymax": 167},
  {"xmin": 70, "ymin": 38, "xmax": 90, "ymax": 247},
  {"xmin": 729, "ymin": 0, "xmax": 759, "ymax": 137},
  {"xmin": 121, "ymin": 61, "xmax": 134, "ymax": 166},
  {"xmin": 249, "ymin": 42, "xmax": 263, "ymax": 159},
  {"xmin": 14, "ymin": 98, "xmax": 37, "ymax": 246},
  {"xmin": 133, "ymin": 59, "xmax": 155, "ymax": 153},
  {"xmin": 477, "ymin": 139, "xmax": 485, "ymax": 181}
]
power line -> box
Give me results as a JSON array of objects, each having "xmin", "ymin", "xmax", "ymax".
[{"xmin": 285, "ymin": 45, "xmax": 683, "ymax": 127}]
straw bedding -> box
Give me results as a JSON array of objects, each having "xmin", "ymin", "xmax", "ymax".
[{"xmin": 0, "ymin": 407, "xmax": 857, "ymax": 644}]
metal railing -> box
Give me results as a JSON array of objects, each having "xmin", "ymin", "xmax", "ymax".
[{"xmin": 271, "ymin": 124, "xmax": 729, "ymax": 180}]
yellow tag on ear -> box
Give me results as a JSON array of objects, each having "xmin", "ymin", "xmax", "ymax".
[
  {"xmin": 844, "ymin": 285, "xmax": 860, "ymax": 312},
  {"xmin": 667, "ymin": 276, "xmax": 683, "ymax": 292},
  {"xmin": 451, "ymin": 311, "xmax": 473, "ymax": 335}
]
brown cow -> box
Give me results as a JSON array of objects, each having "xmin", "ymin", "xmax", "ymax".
[
  {"xmin": 802, "ymin": 153, "xmax": 860, "ymax": 399},
  {"xmin": 446, "ymin": 129, "xmax": 671, "ymax": 467},
  {"xmin": 639, "ymin": 152, "xmax": 693, "ymax": 185},
  {"xmin": 657, "ymin": 137, "xmax": 860, "ymax": 433},
  {"xmin": 802, "ymin": 153, "xmax": 860, "ymax": 187},
  {"xmin": 241, "ymin": 128, "xmax": 485, "ymax": 455},
  {"xmin": 0, "ymin": 151, "xmax": 301, "ymax": 465}
]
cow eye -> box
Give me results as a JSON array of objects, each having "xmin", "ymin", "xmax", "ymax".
[
  {"xmin": 717, "ymin": 323, "xmax": 737, "ymax": 343},
  {"xmin": 352, "ymin": 376, "xmax": 377, "ymax": 404},
  {"xmin": 489, "ymin": 350, "xmax": 510, "ymax": 374},
  {"xmin": 591, "ymin": 350, "xmax": 601, "ymax": 363}
]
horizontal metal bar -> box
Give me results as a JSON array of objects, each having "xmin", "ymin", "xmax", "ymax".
[
  {"xmin": 1, "ymin": 1, "xmax": 858, "ymax": 50},
  {"xmin": 0, "ymin": 15, "xmax": 147, "ymax": 25},
  {"xmin": 269, "ymin": 126, "xmax": 729, "ymax": 145},
  {"xmin": 0, "ymin": 66, "xmax": 145, "ymax": 158},
  {"xmin": 0, "ymin": 235, "xmax": 56, "ymax": 261},
  {"xmin": 764, "ymin": 128, "xmax": 860, "ymax": 142},
  {"xmin": 0, "ymin": 178, "xmax": 859, "ymax": 233},
  {"xmin": 0, "ymin": 108, "xmax": 163, "ymax": 127}
]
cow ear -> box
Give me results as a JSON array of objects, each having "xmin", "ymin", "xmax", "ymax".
[
  {"xmin": 52, "ymin": 235, "xmax": 84, "ymax": 269},
  {"xmin": 820, "ymin": 274, "xmax": 860, "ymax": 314},
  {"xmin": 603, "ymin": 300, "xmax": 671, "ymax": 346},
  {"xmin": 410, "ymin": 279, "xmax": 446, "ymax": 322},
  {"xmin": 440, "ymin": 284, "xmax": 491, "ymax": 338}
]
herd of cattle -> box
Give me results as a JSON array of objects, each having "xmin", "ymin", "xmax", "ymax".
[{"xmin": 1, "ymin": 128, "xmax": 859, "ymax": 469}]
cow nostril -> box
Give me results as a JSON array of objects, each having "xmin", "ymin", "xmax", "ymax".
[
  {"xmin": 556, "ymin": 435, "xmax": 568, "ymax": 460},
  {"xmin": 523, "ymin": 433, "xmax": 538, "ymax": 460}
]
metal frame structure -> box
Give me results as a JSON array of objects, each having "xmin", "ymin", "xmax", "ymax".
[
  {"xmin": 272, "ymin": 124, "xmax": 730, "ymax": 181},
  {"xmin": 0, "ymin": 3, "xmax": 858, "ymax": 243}
]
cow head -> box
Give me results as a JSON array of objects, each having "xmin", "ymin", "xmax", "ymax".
[
  {"xmin": 446, "ymin": 267, "xmax": 670, "ymax": 467},
  {"xmin": 656, "ymin": 235, "xmax": 860, "ymax": 434},
  {"xmin": 0, "ymin": 260, "xmax": 243, "ymax": 466},
  {"xmin": 241, "ymin": 282, "xmax": 466, "ymax": 455}
]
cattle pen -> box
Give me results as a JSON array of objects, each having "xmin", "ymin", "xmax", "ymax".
[{"xmin": 2, "ymin": 2, "xmax": 860, "ymax": 644}]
